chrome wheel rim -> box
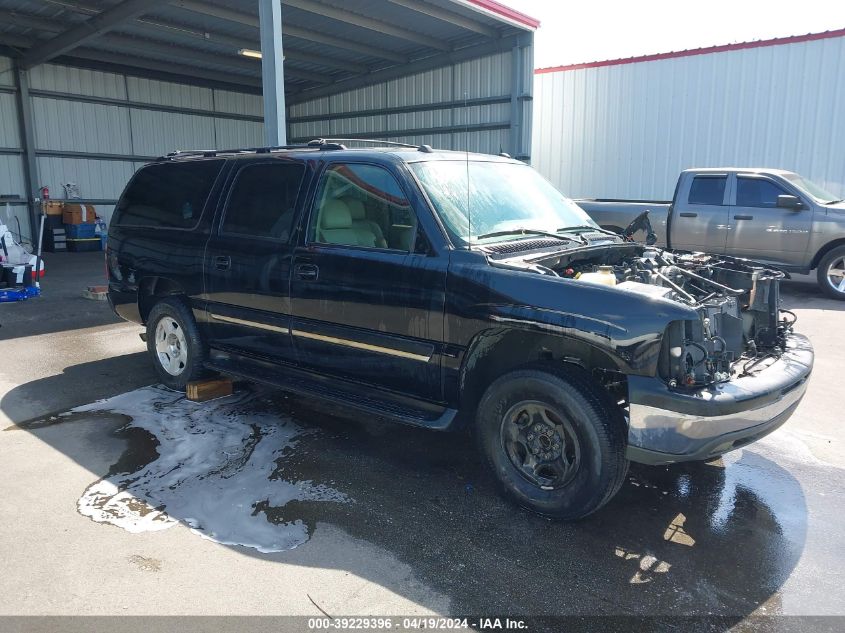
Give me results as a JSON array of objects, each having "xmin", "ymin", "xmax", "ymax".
[
  {"xmin": 827, "ymin": 256, "xmax": 845, "ymax": 294},
  {"xmin": 154, "ymin": 316, "xmax": 188, "ymax": 376},
  {"xmin": 500, "ymin": 400, "xmax": 581, "ymax": 490}
]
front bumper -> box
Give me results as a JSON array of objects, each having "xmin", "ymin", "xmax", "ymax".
[{"xmin": 625, "ymin": 332, "xmax": 813, "ymax": 465}]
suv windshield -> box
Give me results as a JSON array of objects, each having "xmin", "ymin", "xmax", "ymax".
[
  {"xmin": 411, "ymin": 160, "xmax": 597, "ymax": 244},
  {"xmin": 782, "ymin": 173, "xmax": 840, "ymax": 203}
]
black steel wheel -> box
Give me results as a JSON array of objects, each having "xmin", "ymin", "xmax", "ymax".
[
  {"xmin": 500, "ymin": 400, "xmax": 582, "ymax": 490},
  {"xmin": 477, "ymin": 366, "xmax": 628, "ymax": 520}
]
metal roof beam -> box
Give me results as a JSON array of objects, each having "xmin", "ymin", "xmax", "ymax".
[
  {"xmin": 35, "ymin": 2, "xmax": 369, "ymax": 74},
  {"xmin": 94, "ymin": 34, "xmax": 336, "ymax": 84},
  {"xmin": 128, "ymin": 23, "xmax": 370, "ymax": 74},
  {"xmin": 282, "ymin": 25, "xmax": 407, "ymax": 64},
  {"xmin": 0, "ymin": 11, "xmax": 332, "ymax": 86},
  {"xmin": 0, "ymin": 33, "xmax": 264, "ymax": 93},
  {"xmin": 281, "ymin": 0, "xmax": 452, "ymax": 51},
  {"xmin": 63, "ymin": 49, "xmax": 264, "ymax": 90},
  {"xmin": 19, "ymin": 0, "xmax": 172, "ymax": 69},
  {"xmin": 385, "ymin": 0, "xmax": 499, "ymax": 38},
  {"xmin": 0, "ymin": 9, "xmax": 55, "ymax": 32},
  {"xmin": 288, "ymin": 34, "xmax": 520, "ymax": 105},
  {"xmin": 172, "ymin": 0, "xmax": 409, "ymax": 64},
  {"xmin": 0, "ymin": 34, "xmax": 268, "ymax": 94}
]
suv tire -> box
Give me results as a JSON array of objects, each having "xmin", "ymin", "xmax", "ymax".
[
  {"xmin": 476, "ymin": 367, "xmax": 628, "ymax": 519},
  {"xmin": 817, "ymin": 245, "xmax": 845, "ymax": 301},
  {"xmin": 146, "ymin": 297, "xmax": 209, "ymax": 390}
]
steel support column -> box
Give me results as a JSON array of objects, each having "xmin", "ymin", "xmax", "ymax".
[
  {"xmin": 509, "ymin": 42, "xmax": 521, "ymax": 157},
  {"xmin": 509, "ymin": 33, "xmax": 534, "ymax": 161},
  {"xmin": 259, "ymin": 0, "xmax": 287, "ymax": 146},
  {"xmin": 13, "ymin": 63, "xmax": 39, "ymax": 243}
]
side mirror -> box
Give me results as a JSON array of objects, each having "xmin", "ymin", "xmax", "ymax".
[{"xmin": 777, "ymin": 194, "xmax": 803, "ymax": 210}]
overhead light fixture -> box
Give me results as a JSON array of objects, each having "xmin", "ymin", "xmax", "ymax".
[{"xmin": 238, "ymin": 49, "xmax": 285, "ymax": 61}]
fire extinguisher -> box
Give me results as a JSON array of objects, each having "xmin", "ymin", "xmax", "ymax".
[{"xmin": 35, "ymin": 185, "xmax": 49, "ymax": 285}]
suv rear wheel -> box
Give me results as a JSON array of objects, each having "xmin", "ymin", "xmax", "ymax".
[
  {"xmin": 817, "ymin": 245, "xmax": 845, "ymax": 301},
  {"xmin": 146, "ymin": 298, "xmax": 208, "ymax": 390},
  {"xmin": 476, "ymin": 367, "xmax": 628, "ymax": 519}
]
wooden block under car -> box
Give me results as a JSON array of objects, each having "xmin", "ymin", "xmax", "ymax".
[
  {"xmin": 82, "ymin": 285, "xmax": 108, "ymax": 301},
  {"xmin": 187, "ymin": 378, "xmax": 233, "ymax": 402}
]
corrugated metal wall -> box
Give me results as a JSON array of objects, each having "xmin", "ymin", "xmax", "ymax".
[
  {"xmin": 532, "ymin": 34, "xmax": 845, "ymax": 200},
  {"xmin": 0, "ymin": 56, "xmax": 28, "ymax": 238},
  {"xmin": 289, "ymin": 48, "xmax": 533, "ymax": 158},
  {"xmin": 0, "ymin": 56, "xmax": 264, "ymax": 235},
  {"xmin": 0, "ymin": 39, "xmax": 534, "ymax": 240}
]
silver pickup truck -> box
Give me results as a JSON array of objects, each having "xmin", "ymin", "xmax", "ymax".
[{"xmin": 577, "ymin": 168, "xmax": 845, "ymax": 299}]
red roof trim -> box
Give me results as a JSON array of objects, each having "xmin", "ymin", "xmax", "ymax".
[
  {"xmin": 464, "ymin": 0, "xmax": 540, "ymax": 30},
  {"xmin": 535, "ymin": 28, "xmax": 845, "ymax": 74}
]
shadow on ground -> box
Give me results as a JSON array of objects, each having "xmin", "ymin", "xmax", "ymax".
[
  {"xmin": 2, "ymin": 367, "xmax": 809, "ymax": 625},
  {"xmin": 0, "ymin": 251, "xmax": 119, "ymax": 340},
  {"xmin": 780, "ymin": 278, "xmax": 845, "ymax": 312}
]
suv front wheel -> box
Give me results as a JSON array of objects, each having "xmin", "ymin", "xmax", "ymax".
[
  {"xmin": 146, "ymin": 297, "xmax": 208, "ymax": 390},
  {"xmin": 476, "ymin": 367, "xmax": 628, "ymax": 519}
]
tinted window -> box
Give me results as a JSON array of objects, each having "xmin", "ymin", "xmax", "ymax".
[
  {"xmin": 310, "ymin": 163, "xmax": 417, "ymax": 251},
  {"xmin": 221, "ymin": 162, "xmax": 305, "ymax": 240},
  {"xmin": 688, "ymin": 176, "xmax": 727, "ymax": 205},
  {"xmin": 115, "ymin": 160, "xmax": 223, "ymax": 228},
  {"xmin": 736, "ymin": 177, "xmax": 789, "ymax": 208}
]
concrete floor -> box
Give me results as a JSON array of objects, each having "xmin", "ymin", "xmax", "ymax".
[{"xmin": 1, "ymin": 252, "xmax": 843, "ymax": 628}]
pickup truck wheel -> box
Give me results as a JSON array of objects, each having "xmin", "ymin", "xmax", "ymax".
[
  {"xmin": 146, "ymin": 298, "xmax": 208, "ymax": 390},
  {"xmin": 476, "ymin": 367, "xmax": 628, "ymax": 520},
  {"xmin": 817, "ymin": 246, "xmax": 845, "ymax": 300}
]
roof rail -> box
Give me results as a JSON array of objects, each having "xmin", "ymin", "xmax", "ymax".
[
  {"xmin": 155, "ymin": 138, "xmax": 428, "ymax": 162},
  {"xmin": 310, "ymin": 138, "xmax": 419, "ymax": 149},
  {"xmin": 156, "ymin": 143, "xmax": 314, "ymax": 161},
  {"xmin": 306, "ymin": 139, "xmax": 347, "ymax": 150}
]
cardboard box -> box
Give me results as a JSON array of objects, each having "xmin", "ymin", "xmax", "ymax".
[
  {"xmin": 44, "ymin": 201, "xmax": 65, "ymax": 216},
  {"xmin": 62, "ymin": 203, "xmax": 95, "ymax": 225}
]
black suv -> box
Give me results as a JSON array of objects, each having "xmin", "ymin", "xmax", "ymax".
[{"xmin": 108, "ymin": 140, "xmax": 813, "ymax": 519}]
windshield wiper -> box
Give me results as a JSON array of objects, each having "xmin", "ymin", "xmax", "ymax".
[
  {"xmin": 475, "ymin": 228, "xmax": 579, "ymax": 242},
  {"xmin": 824, "ymin": 199, "xmax": 844, "ymax": 205},
  {"xmin": 556, "ymin": 225, "xmax": 620, "ymax": 238}
]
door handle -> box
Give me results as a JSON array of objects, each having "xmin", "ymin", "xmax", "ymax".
[
  {"xmin": 214, "ymin": 255, "xmax": 231, "ymax": 270},
  {"xmin": 734, "ymin": 215, "xmax": 754, "ymax": 220},
  {"xmin": 295, "ymin": 263, "xmax": 319, "ymax": 281},
  {"xmin": 679, "ymin": 212, "xmax": 697, "ymax": 218}
]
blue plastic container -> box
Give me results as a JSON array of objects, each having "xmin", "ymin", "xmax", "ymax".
[{"xmin": 65, "ymin": 223, "xmax": 97, "ymax": 238}]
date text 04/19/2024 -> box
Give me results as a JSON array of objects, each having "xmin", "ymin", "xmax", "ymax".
[{"xmin": 306, "ymin": 617, "xmax": 528, "ymax": 630}]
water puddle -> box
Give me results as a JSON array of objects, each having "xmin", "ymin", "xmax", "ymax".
[{"xmin": 73, "ymin": 385, "xmax": 350, "ymax": 553}]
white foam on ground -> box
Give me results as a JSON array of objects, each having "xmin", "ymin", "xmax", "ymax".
[{"xmin": 74, "ymin": 386, "xmax": 349, "ymax": 553}]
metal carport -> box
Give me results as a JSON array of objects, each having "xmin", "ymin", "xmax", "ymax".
[{"xmin": 0, "ymin": 0, "xmax": 538, "ymax": 241}]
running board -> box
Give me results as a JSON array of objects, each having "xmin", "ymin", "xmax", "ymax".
[{"xmin": 204, "ymin": 354, "xmax": 458, "ymax": 431}]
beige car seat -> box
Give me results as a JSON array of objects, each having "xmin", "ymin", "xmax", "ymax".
[
  {"xmin": 343, "ymin": 197, "xmax": 388, "ymax": 248},
  {"xmin": 318, "ymin": 198, "xmax": 377, "ymax": 247}
]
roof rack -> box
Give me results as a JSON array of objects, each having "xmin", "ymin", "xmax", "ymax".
[
  {"xmin": 155, "ymin": 137, "xmax": 431, "ymax": 161},
  {"xmin": 155, "ymin": 143, "xmax": 314, "ymax": 161},
  {"xmin": 311, "ymin": 138, "xmax": 420, "ymax": 149}
]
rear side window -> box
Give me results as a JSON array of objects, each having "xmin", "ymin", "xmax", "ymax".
[
  {"xmin": 736, "ymin": 177, "xmax": 788, "ymax": 208},
  {"xmin": 114, "ymin": 160, "xmax": 223, "ymax": 228},
  {"xmin": 221, "ymin": 162, "xmax": 305, "ymax": 240},
  {"xmin": 688, "ymin": 176, "xmax": 727, "ymax": 205}
]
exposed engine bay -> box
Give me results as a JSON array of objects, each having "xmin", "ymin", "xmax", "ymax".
[{"xmin": 496, "ymin": 242, "xmax": 797, "ymax": 389}]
